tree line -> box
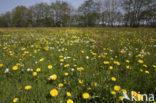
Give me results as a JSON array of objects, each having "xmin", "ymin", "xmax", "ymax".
[{"xmin": 0, "ymin": 0, "xmax": 155, "ymax": 27}]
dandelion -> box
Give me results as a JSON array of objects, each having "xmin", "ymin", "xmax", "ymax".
[
  {"xmin": 39, "ymin": 58, "xmax": 44, "ymax": 62},
  {"xmin": 145, "ymin": 70, "xmax": 149, "ymax": 74},
  {"xmin": 58, "ymin": 83, "xmax": 63, "ymax": 88},
  {"xmin": 111, "ymin": 77, "xmax": 116, "ymax": 81},
  {"xmin": 36, "ymin": 68, "xmax": 41, "ymax": 72},
  {"xmin": 48, "ymin": 65, "xmax": 53, "ymax": 69},
  {"xmin": 65, "ymin": 72, "xmax": 69, "ymax": 76},
  {"xmin": 82, "ymin": 93, "xmax": 90, "ymax": 99},
  {"xmin": 103, "ymin": 61, "xmax": 109, "ymax": 64},
  {"xmin": 138, "ymin": 59, "xmax": 144, "ymax": 64},
  {"xmin": 109, "ymin": 66, "xmax": 113, "ymax": 69},
  {"xmin": 13, "ymin": 98, "xmax": 18, "ymax": 103},
  {"xmin": 50, "ymin": 89, "xmax": 58, "ymax": 97},
  {"xmin": 77, "ymin": 67, "xmax": 84, "ymax": 71},
  {"xmin": 33, "ymin": 72, "xmax": 37, "ymax": 76},
  {"xmin": 78, "ymin": 80, "xmax": 83, "ymax": 84},
  {"xmin": 81, "ymin": 50, "xmax": 85, "ymax": 53},
  {"xmin": 0, "ymin": 63, "xmax": 3, "ymax": 67},
  {"xmin": 114, "ymin": 85, "xmax": 121, "ymax": 91},
  {"xmin": 67, "ymin": 99, "xmax": 74, "ymax": 103},
  {"xmin": 66, "ymin": 92, "xmax": 71, "ymax": 97},
  {"xmin": 60, "ymin": 59, "xmax": 64, "ymax": 62},
  {"xmin": 111, "ymin": 91, "xmax": 116, "ymax": 95},
  {"xmin": 12, "ymin": 65, "xmax": 18, "ymax": 70},
  {"xmin": 51, "ymin": 74, "xmax": 57, "ymax": 80},
  {"xmin": 25, "ymin": 85, "xmax": 32, "ymax": 90}
]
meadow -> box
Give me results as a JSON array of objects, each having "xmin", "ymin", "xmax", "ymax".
[{"xmin": 0, "ymin": 27, "xmax": 156, "ymax": 103}]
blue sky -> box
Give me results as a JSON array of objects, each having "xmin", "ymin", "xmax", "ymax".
[{"xmin": 0, "ymin": 0, "xmax": 84, "ymax": 14}]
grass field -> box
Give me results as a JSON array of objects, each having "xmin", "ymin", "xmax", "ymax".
[{"xmin": 0, "ymin": 28, "xmax": 156, "ymax": 103}]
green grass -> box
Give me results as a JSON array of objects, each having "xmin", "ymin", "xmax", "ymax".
[{"xmin": 0, "ymin": 27, "xmax": 156, "ymax": 103}]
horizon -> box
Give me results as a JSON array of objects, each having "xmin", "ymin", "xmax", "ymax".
[{"xmin": 0, "ymin": 0, "xmax": 84, "ymax": 14}]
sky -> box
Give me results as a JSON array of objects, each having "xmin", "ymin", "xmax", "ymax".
[{"xmin": 0, "ymin": 0, "xmax": 85, "ymax": 14}]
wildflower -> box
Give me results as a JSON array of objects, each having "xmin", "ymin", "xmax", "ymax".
[
  {"xmin": 67, "ymin": 99, "xmax": 74, "ymax": 103},
  {"xmin": 111, "ymin": 77, "xmax": 116, "ymax": 81},
  {"xmin": 82, "ymin": 93, "xmax": 90, "ymax": 99},
  {"xmin": 0, "ymin": 63, "xmax": 3, "ymax": 67},
  {"xmin": 51, "ymin": 74, "xmax": 57, "ymax": 80},
  {"xmin": 81, "ymin": 50, "xmax": 85, "ymax": 54},
  {"xmin": 103, "ymin": 61, "xmax": 109, "ymax": 64},
  {"xmin": 25, "ymin": 85, "xmax": 32, "ymax": 90},
  {"xmin": 36, "ymin": 68, "xmax": 41, "ymax": 72},
  {"xmin": 39, "ymin": 58, "xmax": 44, "ymax": 62},
  {"xmin": 43, "ymin": 46, "xmax": 49, "ymax": 51},
  {"xmin": 145, "ymin": 70, "xmax": 149, "ymax": 74},
  {"xmin": 77, "ymin": 67, "xmax": 84, "ymax": 71},
  {"xmin": 138, "ymin": 60, "xmax": 144, "ymax": 64},
  {"xmin": 109, "ymin": 66, "xmax": 113, "ymax": 69},
  {"xmin": 78, "ymin": 80, "xmax": 83, "ymax": 84},
  {"xmin": 114, "ymin": 85, "xmax": 121, "ymax": 91},
  {"xmin": 33, "ymin": 72, "xmax": 37, "ymax": 76},
  {"xmin": 143, "ymin": 64, "xmax": 147, "ymax": 68},
  {"xmin": 60, "ymin": 59, "xmax": 64, "ymax": 62},
  {"xmin": 94, "ymin": 82, "xmax": 97, "ymax": 87},
  {"xmin": 50, "ymin": 89, "xmax": 58, "ymax": 97},
  {"xmin": 121, "ymin": 89, "xmax": 127, "ymax": 93},
  {"xmin": 66, "ymin": 92, "xmax": 71, "ymax": 97},
  {"xmin": 111, "ymin": 91, "xmax": 116, "ymax": 95},
  {"xmin": 58, "ymin": 83, "xmax": 63, "ymax": 88},
  {"xmin": 13, "ymin": 98, "xmax": 19, "ymax": 103},
  {"xmin": 64, "ymin": 64, "xmax": 70, "ymax": 68},
  {"xmin": 126, "ymin": 65, "xmax": 130, "ymax": 69},
  {"xmin": 48, "ymin": 65, "xmax": 53, "ymax": 69},
  {"xmin": 65, "ymin": 72, "xmax": 69, "ymax": 76},
  {"xmin": 119, "ymin": 96, "xmax": 123, "ymax": 101},
  {"xmin": 125, "ymin": 60, "xmax": 130, "ymax": 63},
  {"xmin": 12, "ymin": 66, "xmax": 18, "ymax": 70}
]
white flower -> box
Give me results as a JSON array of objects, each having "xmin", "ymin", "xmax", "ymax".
[
  {"xmin": 86, "ymin": 56, "xmax": 89, "ymax": 59},
  {"xmin": 71, "ymin": 68, "xmax": 75, "ymax": 71},
  {"xmin": 4, "ymin": 68, "xmax": 9, "ymax": 73}
]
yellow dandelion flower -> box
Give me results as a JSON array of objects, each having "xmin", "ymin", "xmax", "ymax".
[
  {"xmin": 78, "ymin": 80, "xmax": 83, "ymax": 84},
  {"xmin": 33, "ymin": 72, "xmax": 37, "ymax": 76},
  {"xmin": 138, "ymin": 60, "xmax": 144, "ymax": 64},
  {"xmin": 51, "ymin": 74, "xmax": 57, "ymax": 80},
  {"xmin": 58, "ymin": 83, "xmax": 63, "ymax": 88},
  {"xmin": 145, "ymin": 70, "xmax": 149, "ymax": 74},
  {"xmin": 109, "ymin": 66, "xmax": 113, "ymax": 69},
  {"xmin": 111, "ymin": 77, "xmax": 116, "ymax": 81},
  {"xmin": 36, "ymin": 68, "xmax": 41, "ymax": 72},
  {"xmin": 121, "ymin": 89, "xmax": 127, "ymax": 93},
  {"xmin": 25, "ymin": 85, "xmax": 32, "ymax": 90},
  {"xmin": 77, "ymin": 67, "xmax": 84, "ymax": 71},
  {"xmin": 0, "ymin": 63, "xmax": 3, "ymax": 67},
  {"xmin": 48, "ymin": 65, "xmax": 53, "ymax": 69},
  {"xmin": 103, "ymin": 61, "xmax": 109, "ymax": 64},
  {"xmin": 119, "ymin": 96, "xmax": 123, "ymax": 101},
  {"xmin": 12, "ymin": 66, "xmax": 18, "ymax": 70},
  {"xmin": 39, "ymin": 58, "xmax": 44, "ymax": 62},
  {"xmin": 66, "ymin": 92, "xmax": 71, "ymax": 97},
  {"xmin": 82, "ymin": 93, "xmax": 90, "ymax": 99},
  {"xmin": 65, "ymin": 72, "xmax": 69, "ymax": 76},
  {"xmin": 60, "ymin": 59, "xmax": 64, "ymax": 62},
  {"xmin": 50, "ymin": 89, "xmax": 58, "ymax": 97},
  {"xmin": 13, "ymin": 98, "xmax": 19, "ymax": 103},
  {"xmin": 111, "ymin": 91, "xmax": 116, "ymax": 95},
  {"xmin": 114, "ymin": 85, "xmax": 121, "ymax": 91},
  {"xmin": 67, "ymin": 99, "xmax": 74, "ymax": 103}
]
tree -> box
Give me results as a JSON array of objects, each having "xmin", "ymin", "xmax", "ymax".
[
  {"xmin": 12, "ymin": 6, "xmax": 28, "ymax": 27},
  {"xmin": 122, "ymin": 0, "xmax": 156, "ymax": 27},
  {"xmin": 78, "ymin": 0, "xmax": 100, "ymax": 27}
]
